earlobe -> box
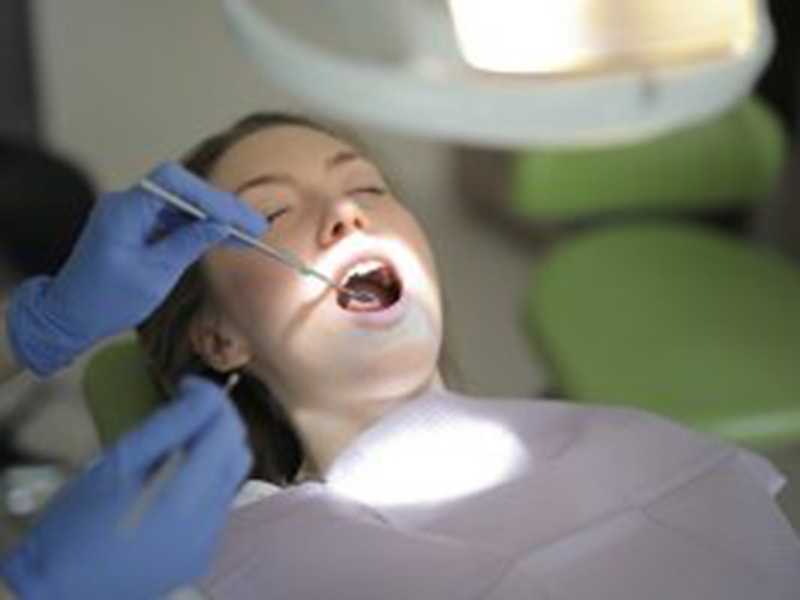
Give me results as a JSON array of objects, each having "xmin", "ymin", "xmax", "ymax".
[{"xmin": 189, "ymin": 311, "xmax": 252, "ymax": 372}]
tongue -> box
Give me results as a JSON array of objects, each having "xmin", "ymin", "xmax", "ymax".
[{"xmin": 339, "ymin": 281, "xmax": 386, "ymax": 312}]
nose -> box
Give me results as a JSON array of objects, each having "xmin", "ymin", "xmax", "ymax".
[{"xmin": 318, "ymin": 197, "xmax": 370, "ymax": 247}]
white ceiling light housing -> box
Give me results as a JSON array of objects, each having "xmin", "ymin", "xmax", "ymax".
[{"xmin": 220, "ymin": 0, "xmax": 774, "ymax": 148}]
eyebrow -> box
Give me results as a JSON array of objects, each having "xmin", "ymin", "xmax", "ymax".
[{"xmin": 233, "ymin": 149, "xmax": 364, "ymax": 196}]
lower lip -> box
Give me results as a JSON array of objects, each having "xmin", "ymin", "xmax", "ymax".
[{"xmin": 337, "ymin": 292, "xmax": 409, "ymax": 330}]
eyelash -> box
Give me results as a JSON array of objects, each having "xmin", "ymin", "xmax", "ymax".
[
  {"xmin": 263, "ymin": 187, "xmax": 386, "ymax": 222},
  {"xmin": 353, "ymin": 186, "xmax": 386, "ymax": 197},
  {"xmin": 265, "ymin": 207, "xmax": 290, "ymax": 222}
]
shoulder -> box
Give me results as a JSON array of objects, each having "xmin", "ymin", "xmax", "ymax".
[
  {"xmin": 445, "ymin": 390, "xmax": 724, "ymax": 460},
  {"xmin": 563, "ymin": 404, "xmax": 735, "ymax": 498},
  {"xmin": 443, "ymin": 391, "xmax": 779, "ymax": 499},
  {"xmin": 562, "ymin": 404, "xmax": 785, "ymax": 498}
]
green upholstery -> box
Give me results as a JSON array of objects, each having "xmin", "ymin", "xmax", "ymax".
[
  {"xmin": 524, "ymin": 223, "xmax": 800, "ymax": 449},
  {"xmin": 510, "ymin": 97, "xmax": 787, "ymax": 221},
  {"xmin": 82, "ymin": 338, "xmax": 163, "ymax": 448}
]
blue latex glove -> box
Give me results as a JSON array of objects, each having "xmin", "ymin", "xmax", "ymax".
[
  {"xmin": 0, "ymin": 376, "xmax": 252, "ymax": 600},
  {"xmin": 7, "ymin": 161, "xmax": 267, "ymax": 375}
]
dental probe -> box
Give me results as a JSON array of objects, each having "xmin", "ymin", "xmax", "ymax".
[
  {"xmin": 119, "ymin": 373, "xmax": 241, "ymax": 533},
  {"xmin": 139, "ymin": 179, "xmax": 374, "ymax": 303}
]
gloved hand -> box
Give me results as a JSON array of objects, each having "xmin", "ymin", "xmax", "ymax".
[
  {"xmin": 6, "ymin": 161, "xmax": 267, "ymax": 375},
  {"xmin": 0, "ymin": 376, "xmax": 252, "ymax": 600}
]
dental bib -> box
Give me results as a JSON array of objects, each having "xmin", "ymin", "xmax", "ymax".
[{"xmin": 201, "ymin": 388, "xmax": 800, "ymax": 599}]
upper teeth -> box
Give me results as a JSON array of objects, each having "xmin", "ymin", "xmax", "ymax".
[{"xmin": 343, "ymin": 259, "xmax": 387, "ymax": 282}]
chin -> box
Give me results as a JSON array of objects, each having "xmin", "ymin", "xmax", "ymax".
[
  {"xmin": 351, "ymin": 344, "xmax": 440, "ymax": 400},
  {"xmin": 298, "ymin": 328, "xmax": 442, "ymax": 405}
]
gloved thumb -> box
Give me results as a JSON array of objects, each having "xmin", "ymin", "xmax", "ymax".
[
  {"xmin": 107, "ymin": 377, "xmax": 226, "ymax": 478},
  {"xmin": 151, "ymin": 220, "xmax": 230, "ymax": 267}
]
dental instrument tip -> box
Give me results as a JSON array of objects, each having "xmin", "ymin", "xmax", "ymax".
[
  {"xmin": 334, "ymin": 284, "xmax": 378, "ymax": 304},
  {"xmin": 301, "ymin": 267, "xmax": 376, "ymax": 303},
  {"xmin": 350, "ymin": 290, "xmax": 377, "ymax": 303}
]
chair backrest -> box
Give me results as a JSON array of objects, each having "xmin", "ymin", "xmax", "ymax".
[
  {"xmin": 524, "ymin": 222, "xmax": 800, "ymax": 449},
  {"xmin": 82, "ymin": 337, "xmax": 163, "ymax": 448},
  {"xmin": 509, "ymin": 96, "xmax": 789, "ymax": 222}
]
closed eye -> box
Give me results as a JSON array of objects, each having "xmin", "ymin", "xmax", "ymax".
[
  {"xmin": 351, "ymin": 186, "xmax": 386, "ymax": 197},
  {"xmin": 266, "ymin": 207, "xmax": 290, "ymax": 222}
]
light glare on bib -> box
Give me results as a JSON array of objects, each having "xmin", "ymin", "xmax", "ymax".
[{"xmin": 329, "ymin": 415, "xmax": 528, "ymax": 507}]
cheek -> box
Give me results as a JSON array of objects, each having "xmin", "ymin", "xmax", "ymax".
[
  {"xmin": 391, "ymin": 210, "xmax": 440, "ymax": 288},
  {"xmin": 203, "ymin": 251, "xmax": 294, "ymax": 333}
]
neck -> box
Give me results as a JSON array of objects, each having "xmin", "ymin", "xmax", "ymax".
[{"xmin": 285, "ymin": 372, "xmax": 442, "ymax": 477}]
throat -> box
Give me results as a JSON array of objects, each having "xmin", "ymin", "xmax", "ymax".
[{"xmin": 288, "ymin": 390, "xmax": 427, "ymax": 477}]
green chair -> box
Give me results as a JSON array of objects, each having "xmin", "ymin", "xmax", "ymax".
[
  {"xmin": 524, "ymin": 222, "xmax": 800, "ymax": 450},
  {"xmin": 82, "ymin": 337, "xmax": 162, "ymax": 447},
  {"xmin": 510, "ymin": 97, "xmax": 787, "ymax": 222}
]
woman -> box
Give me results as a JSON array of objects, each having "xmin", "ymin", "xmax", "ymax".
[{"xmin": 140, "ymin": 113, "xmax": 800, "ymax": 599}]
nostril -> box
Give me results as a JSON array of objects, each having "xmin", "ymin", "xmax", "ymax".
[{"xmin": 325, "ymin": 203, "xmax": 369, "ymax": 244}]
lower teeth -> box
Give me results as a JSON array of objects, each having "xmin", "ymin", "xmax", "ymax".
[{"xmin": 348, "ymin": 296, "xmax": 383, "ymax": 311}]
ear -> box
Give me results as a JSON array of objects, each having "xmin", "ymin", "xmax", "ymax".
[{"xmin": 189, "ymin": 309, "xmax": 253, "ymax": 373}]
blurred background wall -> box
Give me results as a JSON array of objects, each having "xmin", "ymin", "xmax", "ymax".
[{"xmin": 0, "ymin": 0, "xmax": 38, "ymax": 138}]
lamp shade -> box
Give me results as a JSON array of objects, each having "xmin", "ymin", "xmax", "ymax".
[
  {"xmin": 447, "ymin": 0, "xmax": 760, "ymax": 75},
  {"xmin": 220, "ymin": 0, "xmax": 774, "ymax": 148}
]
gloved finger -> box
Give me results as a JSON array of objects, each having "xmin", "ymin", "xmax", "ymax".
[
  {"xmin": 87, "ymin": 187, "xmax": 197, "ymax": 251},
  {"xmin": 162, "ymin": 404, "xmax": 252, "ymax": 510},
  {"xmin": 149, "ymin": 220, "xmax": 229, "ymax": 266},
  {"xmin": 146, "ymin": 161, "xmax": 268, "ymax": 238},
  {"xmin": 107, "ymin": 376, "xmax": 227, "ymax": 478},
  {"xmin": 150, "ymin": 220, "xmax": 269, "ymax": 268},
  {"xmin": 86, "ymin": 189, "xmax": 167, "ymax": 245},
  {"xmin": 150, "ymin": 204, "xmax": 197, "ymax": 240}
]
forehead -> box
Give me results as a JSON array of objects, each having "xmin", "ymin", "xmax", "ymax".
[{"xmin": 209, "ymin": 125, "xmax": 357, "ymax": 190}]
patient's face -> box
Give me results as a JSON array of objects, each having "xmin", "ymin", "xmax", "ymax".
[{"xmin": 197, "ymin": 125, "xmax": 442, "ymax": 408}]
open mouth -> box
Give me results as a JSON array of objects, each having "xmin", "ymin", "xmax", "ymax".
[{"xmin": 337, "ymin": 258, "xmax": 404, "ymax": 312}]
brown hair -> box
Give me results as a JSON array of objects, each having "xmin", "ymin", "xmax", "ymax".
[{"xmin": 138, "ymin": 112, "xmax": 459, "ymax": 485}]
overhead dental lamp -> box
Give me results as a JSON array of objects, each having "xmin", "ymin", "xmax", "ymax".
[{"xmin": 220, "ymin": 0, "xmax": 774, "ymax": 148}]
